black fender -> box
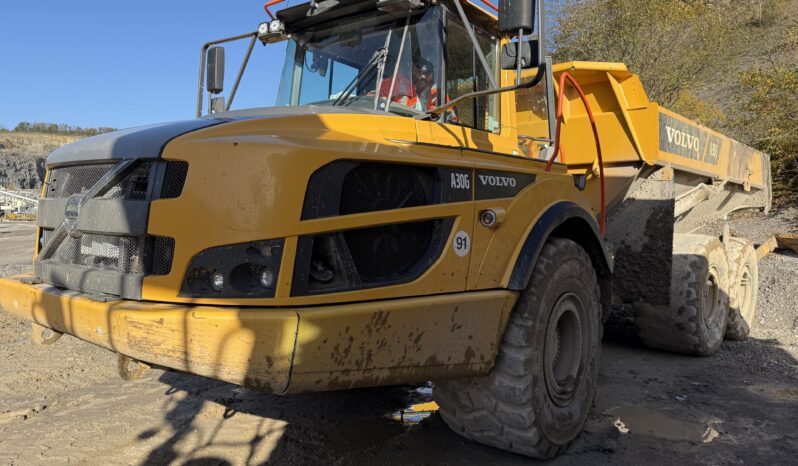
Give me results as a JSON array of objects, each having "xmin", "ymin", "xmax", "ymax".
[{"xmin": 508, "ymin": 201, "xmax": 613, "ymax": 291}]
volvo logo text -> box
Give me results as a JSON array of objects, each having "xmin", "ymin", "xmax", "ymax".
[{"xmin": 478, "ymin": 175, "xmax": 517, "ymax": 187}]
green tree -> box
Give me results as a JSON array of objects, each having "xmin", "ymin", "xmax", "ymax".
[
  {"xmin": 14, "ymin": 122, "xmax": 31, "ymax": 132},
  {"xmin": 549, "ymin": 0, "xmax": 745, "ymax": 121},
  {"xmin": 737, "ymin": 64, "xmax": 798, "ymax": 201}
]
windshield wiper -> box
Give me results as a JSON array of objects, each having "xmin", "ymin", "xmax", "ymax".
[{"xmin": 332, "ymin": 47, "xmax": 388, "ymax": 106}]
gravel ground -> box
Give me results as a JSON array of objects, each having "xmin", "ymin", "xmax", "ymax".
[{"xmin": 0, "ymin": 209, "xmax": 796, "ymax": 465}]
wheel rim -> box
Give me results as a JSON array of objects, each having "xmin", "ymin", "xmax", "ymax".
[
  {"xmin": 544, "ymin": 292, "xmax": 587, "ymax": 407},
  {"xmin": 702, "ymin": 267, "xmax": 723, "ymax": 329}
]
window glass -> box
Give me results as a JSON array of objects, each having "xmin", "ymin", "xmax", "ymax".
[
  {"xmin": 274, "ymin": 8, "xmax": 443, "ymax": 115},
  {"xmin": 515, "ymin": 76, "xmax": 550, "ymax": 157},
  {"xmin": 445, "ymin": 19, "xmax": 499, "ymax": 132}
]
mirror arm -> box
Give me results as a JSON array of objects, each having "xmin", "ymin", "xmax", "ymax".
[
  {"xmin": 197, "ymin": 44, "xmax": 210, "ymax": 118},
  {"xmin": 515, "ymin": 28, "xmax": 523, "ymax": 85},
  {"xmin": 196, "ymin": 31, "xmax": 258, "ymax": 117},
  {"xmin": 226, "ymin": 33, "xmax": 258, "ymax": 112},
  {"xmin": 452, "ymin": 0, "xmax": 498, "ymax": 90}
]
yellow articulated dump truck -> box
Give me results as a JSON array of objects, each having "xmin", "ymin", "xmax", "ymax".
[{"xmin": 0, "ymin": 0, "xmax": 770, "ymax": 458}]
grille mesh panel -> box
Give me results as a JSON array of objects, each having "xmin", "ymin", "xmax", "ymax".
[
  {"xmin": 47, "ymin": 233, "xmax": 142, "ymax": 274},
  {"xmin": 45, "ymin": 163, "xmax": 116, "ymax": 199},
  {"xmin": 152, "ymin": 237, "xmax": 176, "ymax": 275},
  {"xmin": 161, "ymin": 162, "xmax": 189, "ymax": 199}
]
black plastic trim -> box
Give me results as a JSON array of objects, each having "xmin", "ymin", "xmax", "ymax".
[
  {"xmin": 474, "ymin": 169, "xmax": 536, "ymax": 200},
  {"xmin": 291, "ymin": 217, "xmax": 455, "ymax": 296},
  {"xmin": 508, "ymin": 202, "xmax": 613, "ymax": 290},
  {"xmin": 34, "ymin": 261, "xmax": 144, "ymax": 300},
  {"xmin": 302, "ymin": 160, "xmax": 472, "ymax": 220}
]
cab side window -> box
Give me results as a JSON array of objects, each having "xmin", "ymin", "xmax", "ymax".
[
  {"xmin": 445, "ymin": 19, "xmax": 499, "ymax": 133},
  {"xmin": 515, "ymin": 78, "xmax": 551, "ymax": 158}
]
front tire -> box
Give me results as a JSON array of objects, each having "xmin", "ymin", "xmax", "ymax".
[{"xmin": 434, "ymin": 237, "xmax": 601, "ymax": 458}]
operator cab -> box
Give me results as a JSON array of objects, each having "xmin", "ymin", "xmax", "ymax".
[
  {"xmin": 275, "ymin": 0, "xmax": 499, "ymax": 132},
  {"xmin": 200, "ymin": 0, "xmax": 507, "ymax": 134}
]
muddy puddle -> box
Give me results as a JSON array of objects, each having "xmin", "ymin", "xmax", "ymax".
[
  {"xmin": 606, "ymin": 405, "xmax": 719, "ymax": 443},
  {"xmin": 389, "ymin": 385, "xmax": 438, "ymax": 424},
  {"xmin": 327, "ymin": 385, "xmax": 438, "ymax": 453}
]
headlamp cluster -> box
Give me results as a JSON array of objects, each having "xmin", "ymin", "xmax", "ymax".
[
  {"xmin": 258, "ymin": 19, "xmax": 286, "ymax": 44},
  {"xmin": 181, "ymin": 239, "xmax": 284, "ymax": 298}
]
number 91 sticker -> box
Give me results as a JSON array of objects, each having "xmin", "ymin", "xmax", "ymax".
[{"xmin": 453, "ymin": 230, "xmax": 470, "ymax": 257}]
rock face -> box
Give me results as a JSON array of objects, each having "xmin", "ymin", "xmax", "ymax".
[
  {"xmin": 0, "ymin": 132, "xmax": 81, "ymax": 190},
  {"xmin": 0, "ymin": 154, "xmax": 45, "ymax": 190}
]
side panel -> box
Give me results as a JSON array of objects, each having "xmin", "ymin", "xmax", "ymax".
[
  {"xmin": 655, "ymin": 108, "xmax": 769, "ymax": 190},
  {"xmin": 288, "ymin": 290, "xmax": 517, "ymax": 393},
  {"xmin": 143, "ymin": 115, "xmax": 476, "ymax": 306}
]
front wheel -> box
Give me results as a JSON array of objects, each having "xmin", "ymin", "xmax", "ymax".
[{"xmin": 434, "ymin": 237, "xmax": 601, "ymax": 458}]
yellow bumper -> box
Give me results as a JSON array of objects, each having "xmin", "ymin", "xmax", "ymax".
[{"xmin": 0, "ymin": 275, "xmax": 516, "ymax": 394}]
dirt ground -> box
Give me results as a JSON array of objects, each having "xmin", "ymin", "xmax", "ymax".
[{"xmin": 1, "ymin": 209, "xmax": 797, "ymax": 466}]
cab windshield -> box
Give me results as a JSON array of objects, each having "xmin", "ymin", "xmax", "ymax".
[{"xmin": 275, "ymin": 7, "xmax": 444, "ymax": 116}]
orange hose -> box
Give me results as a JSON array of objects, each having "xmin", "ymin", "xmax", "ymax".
[
  {"xmin": 483, "ymin": 0, "xmax": 499, "ymax": 11},
  {"xmin": 263, "ymin": 0, "xmax": 287, "ymax": 20},
  {"xmin": 545, "ymin": 72, "xmax": 606, "ymax": 235}
]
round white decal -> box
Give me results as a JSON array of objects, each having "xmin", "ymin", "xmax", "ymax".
[{"xmin": 453, "ymin": 230, "xmax": 470, "ymax": 257}]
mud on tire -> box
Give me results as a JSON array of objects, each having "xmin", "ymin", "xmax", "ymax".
[
  {"xmin": 433, "ymin": 237, "xmax": 601, "ymax": 458},
  {"xmin": 635, "ymin": 234, "xmax": 730, "ymax": 356},
  {"xmin": 724, "ymin": 238, "xmax": 758, "ymax": 340}
]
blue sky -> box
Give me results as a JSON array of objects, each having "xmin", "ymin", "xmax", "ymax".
[
  {"xmin": 0, "ymin": 0, "xmax": 505, "ymax": 131},
  {"xmin": 0, "ymin": 1, "xmax": 300, "ymax": 130}
]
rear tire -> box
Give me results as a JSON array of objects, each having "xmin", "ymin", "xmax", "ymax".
[
  {"xmin": 434, "ymin": 237, "xmax": 601, "ymax": 458},
  {"xmin": 635, "ymin": 234, "xmax": 730, "ymax": 356},
  {"xmin": 725, "ymin": 239, "xmax": 758, "ymax": 340}
]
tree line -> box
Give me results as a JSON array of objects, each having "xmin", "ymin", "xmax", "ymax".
[{"xmin": 4, "ymin": 122, "xmax": 116, "ymax": 137}]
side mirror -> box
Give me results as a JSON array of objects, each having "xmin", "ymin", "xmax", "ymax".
[
  {"xmin": 499, "ymin": 0, "xmax": 536, "ymax": 35},
  {"xmin": 501, "ymin": 39, "xmax": 539, "ymax": 70},
  {"xmin": 206, "ymin": 46, "xmax": 225, "ymax": 94}
]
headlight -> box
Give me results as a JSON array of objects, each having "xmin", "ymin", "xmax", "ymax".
[
  {"xmin": 259, "ymin": 268, "xmax": 275, "ymax": 288},
  {"xmin": 210, "ymin": 270, "xmax": 225, "ymax": 292},
  {"xmin": 258, "ymin": 20, "xmax": 287, "ymax": 44},
  {"xmin": 269, "ymin": 19, "xmax": 283, "ymax": 33},
  {"xmin": 181, "ymin": 239, "xmax": 283, "ymax": 298}
]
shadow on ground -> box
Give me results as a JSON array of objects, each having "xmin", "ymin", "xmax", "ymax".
[{"xmin": 136, "ymin": 305, "xmax": 798, "ymax": 465}]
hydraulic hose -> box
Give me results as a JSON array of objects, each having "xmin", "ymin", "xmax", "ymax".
[{"xmin": 545, "ymin": 71, "xmax": 606, "ymax": 235}]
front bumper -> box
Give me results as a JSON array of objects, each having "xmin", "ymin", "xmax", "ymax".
[{"xmin": 0, "ymin": 275, "xmax": 516, "ymax": 394}]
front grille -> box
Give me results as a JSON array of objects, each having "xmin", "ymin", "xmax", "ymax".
[
  {"xmin": 49, "ymin": 233, "xmax": 143, "ymax": 273},
  {"xmin": 40, "ymin": 233, "xmax": 174, "ymax": 276},
  {"xmin": 45, "ymin": 160, "xmax": 188, "ymax": 201},
  {"xmin": 37, "ymin": 159, "xmax": 188, "ymax": 296}
]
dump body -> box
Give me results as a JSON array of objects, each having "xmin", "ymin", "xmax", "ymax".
[
  {"xmin": 544, "ymin": 62, "xmax": 770, "ymax": 221},
  {"xmin": 540, "ymin": 62, "xmax": 771, "ymax": 309}
]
